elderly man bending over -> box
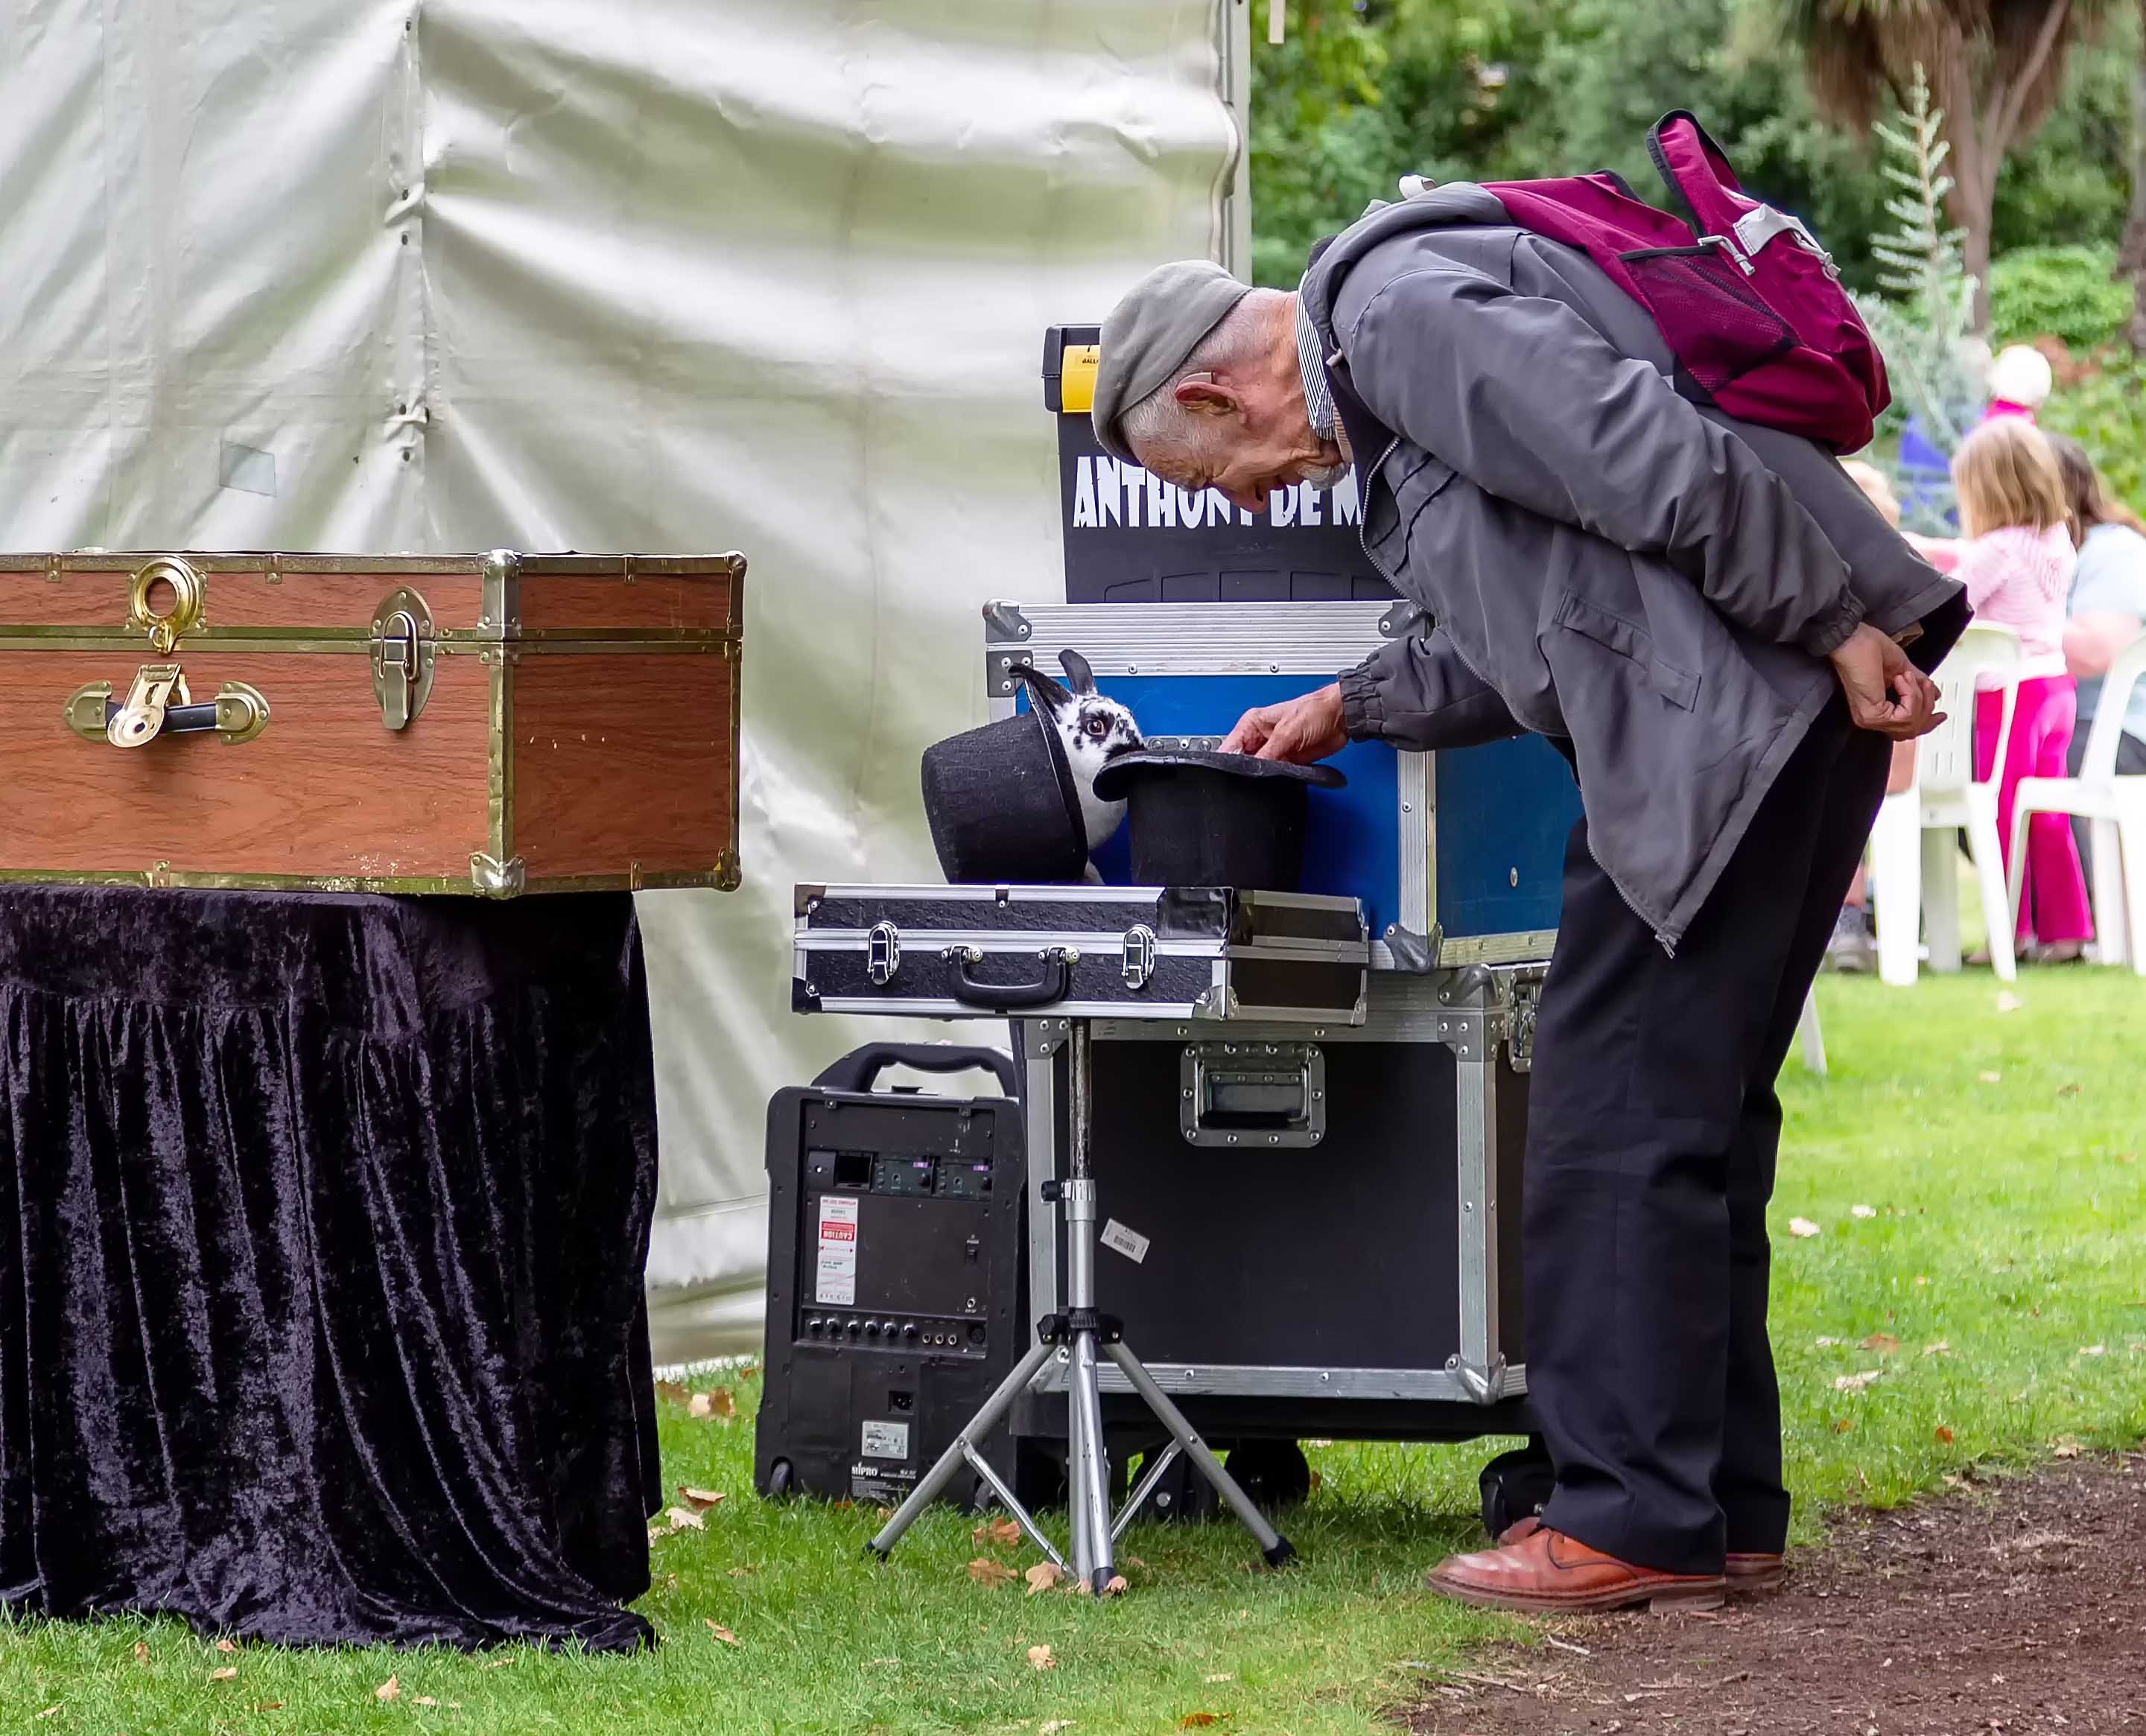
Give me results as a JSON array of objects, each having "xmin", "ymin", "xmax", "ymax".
[{"xmin": 1090, "ymin": 191, "xmax": 1966, "ymax": 1614}]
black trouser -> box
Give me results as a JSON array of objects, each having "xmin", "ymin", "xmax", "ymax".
[
  {"xmin": 2066, "ymin": 723, "xmax": 2146, "ymax": 883},
  {"xmin": 1524, "ymin": 702, "xmax": 1889, "ymax": 1574}
]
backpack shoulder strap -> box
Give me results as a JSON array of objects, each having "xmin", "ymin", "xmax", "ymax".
[{"xmin": 1645, "ymin": 111, "xmax": 1744, "ymax": 234}]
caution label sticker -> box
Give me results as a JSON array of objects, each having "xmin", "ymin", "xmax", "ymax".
[{"xmin": 816, "ymin": 1196, "xmax": 859, "ymax": 1306}]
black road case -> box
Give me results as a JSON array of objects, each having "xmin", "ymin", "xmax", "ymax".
[{"xmin": 1012, "ymin": 965, "xmax": 1540, "ymax": 1450}]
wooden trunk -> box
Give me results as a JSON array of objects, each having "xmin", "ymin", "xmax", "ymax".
[{"xmin": 0, "ymin": 551, "xmax": 742, "ymax": 895}]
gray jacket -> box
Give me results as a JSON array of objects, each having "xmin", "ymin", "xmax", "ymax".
[{"xmin": 1304, "ymin": 186, "xmax": 1965, "ymax": 951}]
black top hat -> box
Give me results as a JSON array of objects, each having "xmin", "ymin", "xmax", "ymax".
[
  {"xmin": 921, "ymin": 669, "xmax": 1090, "ymax": 884},
  {"xmin": 1091, "ymin": 748, "xmax": 1345, "ymax": 891}
]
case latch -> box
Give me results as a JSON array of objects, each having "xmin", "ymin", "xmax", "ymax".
[
  {"xmin": 1507, "ymin": 978, "xmax": 1541, "ymax": 1074},
  {"xmin": 867, "ymin": 921, "xmax": 903, "ymax": 986},
  {"xmin": 1120, "ymin": 923, "xmax": 1156, "ymax": 991},
  {"xmin": 370, "ymin": 587, "xmax": 436, "ymax": 731}
]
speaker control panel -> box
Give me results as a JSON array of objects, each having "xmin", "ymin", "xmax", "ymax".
[{"xmin": 802, "ymin": 1313, "xmax": 988, "ymax": 1356}]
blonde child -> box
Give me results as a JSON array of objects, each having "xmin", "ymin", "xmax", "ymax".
[{"xmin": 1949, "ymin": 419, "xmax": 2091, "ymax": 958}]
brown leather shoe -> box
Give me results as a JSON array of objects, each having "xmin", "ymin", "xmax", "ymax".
[
  {"xmin": 1428, "ymin": 1524, "xmax": 1726, "ymax": 1614},
  {"xmin": 1725, "ymin": 1551, "xmax": 1785, "ymax": 1592}
]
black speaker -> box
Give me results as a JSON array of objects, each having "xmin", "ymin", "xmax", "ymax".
[{"xmin": 755, "ymin": 1043, "xmax": 1028, "ymax": 1511}]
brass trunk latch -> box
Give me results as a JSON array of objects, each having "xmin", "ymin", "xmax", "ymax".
[{"xmin": 370, "ymin": 587, "xmax": 436, "ymax": 729}]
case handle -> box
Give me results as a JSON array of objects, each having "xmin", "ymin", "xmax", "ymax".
[
  {"xmin": 810, "ymin": 1042, "xmax": 1018, "ymax": 1098},
  {"xmin": 66, "ymin": 667, "xmax": 271, "ymax": 748},
  {"xmin": 943, "ymin": 945, "xmax": 1076, "ymax": 1012}
]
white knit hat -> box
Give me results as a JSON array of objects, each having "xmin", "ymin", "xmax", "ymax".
[{"xmin": 1988, "ymin": 344, "xmax": 2054, "ymax": 410}]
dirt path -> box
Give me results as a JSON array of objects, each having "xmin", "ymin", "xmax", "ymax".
[{"xmin": 1403, "ymin": 1454, "xmax": 2145, "ymax": 1736}]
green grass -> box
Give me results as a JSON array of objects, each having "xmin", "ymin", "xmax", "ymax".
[{"xmin": 6, "ymin": 973, "xmax": 2142, "ymax": 1733}]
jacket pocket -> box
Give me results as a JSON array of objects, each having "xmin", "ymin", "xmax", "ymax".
[{"xmin": 1551, "ymin": 590, "xmax": 1701, "ymax": 711}]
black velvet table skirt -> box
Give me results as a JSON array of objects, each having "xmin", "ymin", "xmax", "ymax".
[{"xmin": 0, "ymin": 887, "xmax": 662, "ymax": 1652}]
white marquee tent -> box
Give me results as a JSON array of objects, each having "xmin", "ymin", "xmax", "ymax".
[{"xmin": 0, "ymin": 0, "xmax": 1251, "ymax": 1362}]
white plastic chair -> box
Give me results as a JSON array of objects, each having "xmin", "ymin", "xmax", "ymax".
[
  {"xmin": 1870, "ymin": 622, "xmax": 2022, "ymax": 985},
  {"xmin": 2006, "ymin": 634, "xmax": 2146, "ymax": 974},
  {"xmin": 1796, "ymin": 988, "xmax": 1826, "ymax": 1075}
]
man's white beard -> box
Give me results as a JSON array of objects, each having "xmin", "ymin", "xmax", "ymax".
[{"xmin": 1300, "ymin": 457, "xmax": 1352, "ymax": 489}]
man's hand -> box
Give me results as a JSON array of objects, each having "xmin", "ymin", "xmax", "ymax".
[
  {"xmin": 1218, "ymin": 683, "xmax": 1349, "ymax": 763},
  {"xmin": 1830, "ymin": 623, "xmax": 1944, "ymax": 740}
]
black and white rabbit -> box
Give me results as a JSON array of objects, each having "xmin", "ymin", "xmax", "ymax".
[{"xmin": 1018, "ymin": 649, "xmax": 1143, "ymax": 871}]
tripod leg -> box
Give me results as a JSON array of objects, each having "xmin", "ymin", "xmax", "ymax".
[
  {"xmin": 1065, "ymin": 1332, "xmax": 1114, "ymax": 1592},
  {"xmin": 867, "ymin": 1339, "xmax": 1055, "ymax": 1560},
  {"xmin": 1104, "ymin": 1341, "xmax": 1295, "ymax": 1568}
]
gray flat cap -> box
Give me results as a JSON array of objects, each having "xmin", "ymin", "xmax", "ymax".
[{"xmin": 1091, "ymin": 260, "xmax": 1251, "ymax": 463}]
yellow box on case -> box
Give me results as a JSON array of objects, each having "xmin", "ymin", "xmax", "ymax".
[{"xmin": 1058, "ymin": 343, "xmax": 1099, "ymax": 414}]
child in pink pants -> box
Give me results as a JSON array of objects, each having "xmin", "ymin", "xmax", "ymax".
[{"xmin": 1948, "ymin": 420, "xmax": 2092, "ymax": 956}]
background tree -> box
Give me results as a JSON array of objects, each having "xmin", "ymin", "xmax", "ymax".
[
  {"xmin": 2122, "ymin": 0, "xmax": 2146, "ymax": 347},
  {"xmin": 1782, "ymin": 0, "xmax": 2111, "ymax": 326}
]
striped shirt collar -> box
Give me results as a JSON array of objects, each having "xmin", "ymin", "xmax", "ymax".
[{"xmin": 1293, "ymin": 289, "xmax": 1336, "ymax": 439}]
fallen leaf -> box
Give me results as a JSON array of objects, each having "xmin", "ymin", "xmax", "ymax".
[
  {"xmin": 648, "ymin": 1523, "xmax": 672, "ymax": 1543},
  {"xmin": 1814, "ymin": 1335, "xmax": 1844, "ymax": 1347},
  {"xmin": 1025, "ymin": 1562, "xmax": 1065, "ymax": 1596},
  {"xmin": 1978, "ymin": 1070, "xmax": 2002, "ymax": 1083},
  {"xmin": 877, "ymin": 1507, "xmax": 893, "ymax": 1522},
  {"xmin": 1851, "ymin": 1204, "xmax": 1876, "ymax": 1220},
  {"xmin": 688, "ymin": 1387, "xmax": 737, "ymax": 1420},
  {"xmin": 216, "ymin": 1638, "xmax": 237, "ymax": 1655},
  {"xmin": 676, "ymin": 1486, "xmax": 726, "ymax": 1511},
  {"xmin": 2058, "ymin": 1082, "xmax": 2081, "ymax": 1098},
  {"xmin": 2120, "ymin": 1151, "xmax": 2139, "ymax": 1165},
  {"xmin": 34, "ymin": 1710, "xmax": 59, "ymax": 1722},
  {"xmin": 968, "ymin": 1558, "xmax": 1017, "ymax": 1589},
  {"xmin": 249, "ymin": 1703, "xmax": 285, "ymax": 1712},
  {"xmin": 654, "ymin": 1379, "xmax": 691, "ymax": 1406},
  {"xmin": 1835, "ymin": 1370, "xmax": 1884, "ymax": 1392},
  {"xmin": 1125, "ymin": 1557, "xmax": 1148, "ymax": 1569},
  {"xmin": 210, "ymin": 1666, "xmax": 238, "ymax": 1682},
  {"xmin": 1204, "ymin": 1672, "xmax": 1236, "ymax": 1683},
  {"xmin": 664, "ymin": 1505, "xmax": 705, "ymax": 1531},
  {"xmin": 1787, "ymin": 1217, "xmax": 1820, "ymax": 1238},
  {"xmin": 727, "ymin": 1566, "xmax": 758, "ymax": 1578},
  {"xmin": 1307, "ymin": 1469, "xmax": 1322, "ymax": 1495},
  {"xmin": 1935, "ymin": 1425, "xmax": 1955, "ymax": 1445},
  {"xmin": 481, "ymin": 1656, "xmax": 517, "ymax": 1670},
  {"xmin": 134, "ymin": 1642, "xmax": 148, "ymax": 1664},
  {"xmin": 376, "ymin": 1676, "xmax": 400, "ymax": 1702},
  {"xmin": 1923, "ymin": 1341, "xmax": 1952, "ymax": 1355},
  {"xmin": 2054, "ymin": 1443, "xmax": 2082, "ymax": 1460},
  {"xmin": 1833, "ymin": 1417, "xmax": 1855, "ymax": 1434},
  {"xmin": 1180, "ymin": 1716, "xmax": 1224, "ymax": 1729},
  {"xmin": 1101, "ymin": 1574, "xmax": 1129, "ymax": 1597},
  {"xmin": 974, "ymin": 1517, "xmax": 1022, "ymax": 1548},
  {"xmin": 1041, "ymin": 1723, "xmax": 1076, "ymax": 1734},
  {"xmin": 1995, "ymin": 991, "xmax": 2022, "ymax": 1013},
  {"xmin": 2080, "ymin": 1344, "xmax": 2107, "ymax": 1357},
  {"xmin": 1861, "ymin": 1333, "xmax": 1900, "ymax": 1353},
  {"xmin": 1027, "ymin": 1643, "xmax": 1055, "ymax": 1671},
  {"xmin": 415, "ymin": 1697, "xmax": 439, "ymax": 1708},
  {"xmin": 1915, "ymin": 1274, "xmax": 1930, "ymax": 1287},
  {"xmin": 705, "ymin": 1621, "xmax": 740, "ymax": 1646}
]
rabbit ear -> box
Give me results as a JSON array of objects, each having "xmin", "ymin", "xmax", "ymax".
[
  {"xmin": 1058, "ymin": 648, "xmax": 1097, "ymax": 695},
  {"xmin": 1009, "ymin": 661, "xmax": 1073, "ymax": 711}
]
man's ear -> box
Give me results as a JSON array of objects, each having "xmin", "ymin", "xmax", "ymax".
[{"xmin": 1172, "ymin": 377, "xmax": 1240, "ymax": 421}]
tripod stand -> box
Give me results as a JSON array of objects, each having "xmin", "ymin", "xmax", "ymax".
[{"xmin": 866, "ymin": 1020, "xmax": 1295, "ymax": 1593}]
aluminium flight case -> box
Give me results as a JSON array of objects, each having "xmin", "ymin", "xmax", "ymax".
[
  {"xmin": 987, "ymin": 600, "xmax": 1582, "ymax": 968},
  {"xmin": 1010, "ymin": 964, "xmax": 1540, "ymax": 1461},
  {"xmin": 792, "ymin": 884, "xmax": 1371, "ymax": 1025}
]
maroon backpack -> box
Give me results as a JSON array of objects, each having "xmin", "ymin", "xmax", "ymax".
[{"xmin": 1476, "ymin": 112, "xmax": 1889, "ymax": 454}]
